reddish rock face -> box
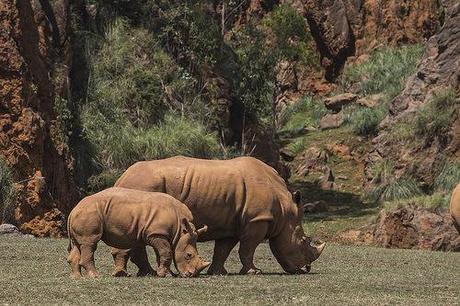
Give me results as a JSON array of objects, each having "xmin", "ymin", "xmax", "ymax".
[
  {"xmin": 367, "ymin": 2, "xmax": 460, "ymax": 185},
  {"xmin": 298, "ymin": 0, "xmax": 441, "ymax": 80},
  {"xmin": 0, "ymin": 1, "xmax": 79, "ymax": 236}
]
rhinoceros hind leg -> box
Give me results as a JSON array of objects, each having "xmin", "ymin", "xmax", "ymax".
[
  {"xmin": 148, "ymin": 236, "xmax": 173, "ymax": 277},
  {"xmin": 67, "ymin": 245, "xmax": 82, "ymax": 278},
  {"xmin": 238, "ymin": 221, "xmax": 268, "ymax": 275},
  {"xmin": 80, "ymin": 244, "xmax": 100, "ymax": 278},
  {"xmin": 130, "ymin": 246, "xmax": 156, "ymax": 277},
  {"xmin": 207, "ymin": 238, "xmax": 238, "ymax": 275},
  {"xmin": 111, "ymin": 248, "xmax": 130, "ymax": 277}
]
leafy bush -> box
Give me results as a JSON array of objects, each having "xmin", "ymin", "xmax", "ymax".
[
  {"xmin": 349, "ymin": 106, "xmax": 385, "ymax": 137},
  {"xmin": 279, "ymin": 96, "xmax": 327, "ymax": 131},
  {"xmin": 341, "ymin": 45, "xmax": 424, "ymax": 100},
  {"xmin": 434, "ymin": 161, "xmax": 460, "ymax": 192},
  {"xmin": 414, "ymin": 88, "xmax": 458, "ymax": 142},
  {"xmin": 0, "ymin": 159, "xmax": 16, "ymax": 224},
  {"xmin": 263, "ymin": 4, "xmax": 317, "ymax": 66}
]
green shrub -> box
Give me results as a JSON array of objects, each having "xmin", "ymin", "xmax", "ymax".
[
  {"xmin": 279, "ymin": 96, "xmax": 327, "ymax": 132},
  {"xmin": 434, "ymin": 161, "xmax": 460, "ymax": 192},
  {"xmin": 341, "ymin": 45, "xmax": 424, "ymax": 100},
  {"xmin": 84, "ymin": 114, "xmax": 221, "ymax": 170},
  {"xmin": 368, "ymin": 160, "xmax": 422, "ymax": 202},
  {"xmin": 87, "ymin": 170, "xmax": 123, "ymax": 194},
  {"xmin": 414, "ymin": 88, "xmax": 458, "ymax": 141},
  {"xmin": 370, "ymin": 176, "xmax": 423, "ymax": 202},
  {"xmin": 349, "ymin": 106, "xmax": 385, "ymax": 137},
  {"xmin": 0, "ymin": 159, "xmax": 16, "ymax": 224}
]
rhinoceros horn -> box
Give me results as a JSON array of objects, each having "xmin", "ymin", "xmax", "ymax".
[
  {"xmin": 312, "ymin": 242, "xmax": 326, "ymax": 260},
  {"xmin": 196, "ymin": 225, "xmax": 208, "ymax": 236}
]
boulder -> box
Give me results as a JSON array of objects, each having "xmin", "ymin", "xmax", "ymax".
[
  {"xmin": 336, "ymin": 206, "xmax": 460, "ymax": 251},
  {"xmin": 0, "ymin": 224, "xmax": 20, "ymax": 235},
  {"xmin": 295, "ymin": 146, "xmax": 329, "ymax": 176},
  {"xmin": 320, "ymin": 113, "xmax": 344, "ymax": 130},
  {"xmin": 356, "ymin": 94, "xmax": 383, "ymax": 108},
  {"xmin": 324, "ymin": 93, "xmax": 358, "ymax": 112}
]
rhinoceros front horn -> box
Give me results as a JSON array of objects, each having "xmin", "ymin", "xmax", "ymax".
[
  {"xmin": 196, "ymin": 225, "xmax": 208, "ymax": 236},
  {"xmin": 312, "ymin": 242, "xmax": 326, "ymax": 260}
]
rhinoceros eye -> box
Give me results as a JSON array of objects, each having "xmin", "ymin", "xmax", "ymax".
[{"xmin": 185, "ymin": 252, "xmax": 193, "ymax": 260}]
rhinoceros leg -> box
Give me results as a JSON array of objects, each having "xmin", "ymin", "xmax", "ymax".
[
  {"xmin": 67, "ymin": 245, "xmax": 82, "ymax": 278},
  {"xmin": 111, "ymin": 248, "xmax": 130, "ymax": 277},
  {"xmin": 79, "ymin": 244, "xmax": 100, "ymax": 278},
  {"xmin": 238, "ymin": 221, "xmax": 268, "ymax": 275},
  {"xmin": 148, "ymin": 236, "xmax": 173, "ymax": 277},
  {"xmin": 130, "ymin": 246, "xmax": 156, "ymax": 277},
  {"xmin": 207, "ymin": 238, "xmax": 238, "ymax": 275}
]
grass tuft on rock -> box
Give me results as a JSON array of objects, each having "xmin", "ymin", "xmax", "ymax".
[{"xmin": 0, "ymin": 159, "xmax": 16, "ymax": 224}]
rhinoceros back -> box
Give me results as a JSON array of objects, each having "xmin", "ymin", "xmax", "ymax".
[{"xmin": 115, "ymin": 156, "xmax": 293, "ymax": 240}]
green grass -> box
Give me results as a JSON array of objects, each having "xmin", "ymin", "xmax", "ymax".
[
  {"xmin": 382, "ymin": 192, "xmax": 451, "ymax": 211},
  {"xmin": 279, "ymin": 96, "xmax": 327, "ymax": 132},
  {"xmin": 0, "ymin": 236, "xmax": 458, "ymax": 305},
  {"xmin": 0, "ymin": 158, "xmax": 15, "ymax": 224},
  {"xmin": 434, "ymin": 161, "xmax": 460, "ymax": 192},
  {"xmin": 414, "ymin": 88, "xmax": 458, "ymax": 142},
  {"xmin": 341, "ymin": 45, "xmax": 424, "ymax": 101},
  {"xmin": 348, "ymin": 106, "xmax": 385, "ymax": 137}
]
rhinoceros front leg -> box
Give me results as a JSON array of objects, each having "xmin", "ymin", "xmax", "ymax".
[
  {"xmin": 147, "ymin": 236, "xmax": 173, "ymax": 277},
  {"xmin": 130, "ymin": 246, "xmax": 156, "ymax": 277},
  {"xmin": 238, "ymin": 221, "xmax": 269, "ymax": 275},
  {"xmin": 207, "ymin": 237, "xmax": 238, "ymax": 275},
  {"xmin": 111, "ymin": 248, "xmax": 130, "ymax": 277}
]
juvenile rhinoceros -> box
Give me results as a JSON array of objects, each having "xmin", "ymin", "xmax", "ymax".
[
  {"xmin": 450, "ymin": 183, "xmax": 460, "ymax": 233},
  {"xmin": 67, "ymin": 187, "xmax": 210, "ymax": 278},
  {"xmin": 113, "ymin": 156, "xmax": 325, "ymax": 275}
]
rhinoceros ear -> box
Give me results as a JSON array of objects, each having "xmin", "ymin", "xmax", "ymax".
[
  {"xmin": 182, "ymin": 218, "xmax": 194, "ymax": 234},
  {"xmin": 293, "ymin": 190, "xmax": 301, "ymax": 205}
]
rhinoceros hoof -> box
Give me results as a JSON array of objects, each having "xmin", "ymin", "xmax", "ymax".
[
  {"xmin": 112, "ymin": 269, "xmax": 130, "ymax": 277},
  {"xmin": 137, "ymin": 269, "xmax": 156, "ymax": 277},
  {"xmin": 240, "ymin": 268, "xmax": 262, "ymax": 275},
  {"xmin": 207, "ymin": 266, "xmax": 228, "ymax": 276}
]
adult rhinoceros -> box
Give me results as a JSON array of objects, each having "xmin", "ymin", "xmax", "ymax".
[
  {"xmin": 112, "ymin": 156, "xmax": 325, "ymax": 275},
  {"xmin": 450, "ymin": 183, "xmax": 460, "ymax": 233}
]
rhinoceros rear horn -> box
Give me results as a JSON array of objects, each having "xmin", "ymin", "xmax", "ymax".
[
  {"xmin": 312, "ymin": 242, "xmax": 326, "ymax": 261},
  {"xmin": 196, "ymin": 225, "xmax": 208, "ymax": 236}
]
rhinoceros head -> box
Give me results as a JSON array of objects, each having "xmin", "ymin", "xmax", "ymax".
[
  {"xmin": 269, "ymin": 191, "xmax": 326, "ymax": 274},
  {"xmin": 174, "ymin": 218, "xmax": 210, "ymax": 277}
]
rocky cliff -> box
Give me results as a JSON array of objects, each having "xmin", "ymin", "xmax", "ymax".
[{"xmin": 0, "ymin": 0, "xmax": 80, "ymax": 236}]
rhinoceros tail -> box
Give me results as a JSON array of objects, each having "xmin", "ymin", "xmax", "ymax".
[{"xmin": 67, "ymin": 214, "xmax": 72, "ymax": 253}]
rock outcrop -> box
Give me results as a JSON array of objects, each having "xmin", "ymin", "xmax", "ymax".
[
  {"xmin": 0, "ymin": 1, "xmax": 80, "ymax": 236},
  {"xmin": 298, "ymin": 0, "xmax": 441, "ymax": 80},
  {"xmin": 337, "ymin": 206, "xmax": 460, "ymax": 251},
  {"xmin": 367, "ymin": 1, "xmax": 460, "ymax": 184}
]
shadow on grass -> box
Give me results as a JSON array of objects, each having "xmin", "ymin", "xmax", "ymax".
[{"xmin": 290, "ymin": 181, "xmax": 379, "ymax": 222}]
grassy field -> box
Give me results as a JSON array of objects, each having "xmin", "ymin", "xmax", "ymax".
[{"xmin": 0, "ymin": 236, "xmax": 458, "ymax": 305}]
